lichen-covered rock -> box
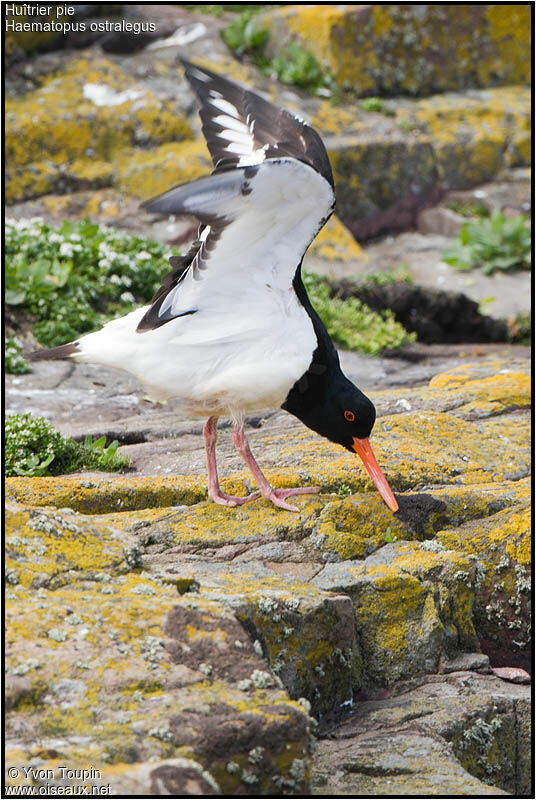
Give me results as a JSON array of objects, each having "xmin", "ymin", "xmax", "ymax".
[
  {"xmin": 312, "ymin": 541, "xmax": 480, "ymax": 687},
  {"xmin": 437, "ymin": 502, "xmax": 531, "ymax": 662},
  {"xmin": 263, "ymin": 4, "xmax": 531, "ymax": 95},
  {"xmin": 5, "ymin": 475, "xmax": 205, "ymax": 514},
  {"xmin": 5, "ymin": 56, "xmax": 192, "ymax": 204},
  {"xmin": 305, "ymin": 214, "xmax": 366, "ymax": 264},
  {"xmin": 323, "ymin": 87, "xmax": 530, "ymax": 238},
  {"xmin": 5, "ymin": 357, "xmax": 531, "ymax": 794},
  {"xmin": 5, "ymin": 6, "xmax": 62, "ymax": 64},
  {"xmin": 5, "ymin": 504, "xmax": 314, "ymax": 795},
  {"xmin": 313, "ymin": 672, "xmax": 530, "ymax": 796},
  {"xmin": 116, "ymin": 140, "xmax": 212, "ymax": 201}
]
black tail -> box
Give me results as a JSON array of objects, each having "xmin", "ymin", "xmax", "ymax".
[{"xmin": 29, "ymin": 342, "xmax": 80, "ymax": 361}]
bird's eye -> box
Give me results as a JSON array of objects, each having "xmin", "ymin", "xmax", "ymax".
[{"xmin": 344, "ymin": 410, "xmax": 355, "ymax": 422}]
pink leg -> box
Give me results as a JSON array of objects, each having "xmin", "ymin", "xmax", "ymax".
[
  {"xmin": 232, "ymin": 422, "xmax": 320, "ymax": 512},
  {"xmin": 203, "ymin": 417, "xmax": 260, "ymax": 507}
]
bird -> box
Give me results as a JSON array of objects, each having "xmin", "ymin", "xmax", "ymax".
[{"xmin": 30, "ymin": 59, "xmax": 399, "ymax": 514}]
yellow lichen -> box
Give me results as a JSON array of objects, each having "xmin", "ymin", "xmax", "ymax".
[{"xmin": 307, "ymin": 215, "xmax": 366, "ymax": 263}]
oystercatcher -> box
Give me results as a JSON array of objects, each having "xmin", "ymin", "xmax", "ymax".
[{"xmin": 31, "ymin": 60, "xmax": 399, "ymax": 513}]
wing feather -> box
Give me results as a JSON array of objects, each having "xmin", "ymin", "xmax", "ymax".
[
  {"xmin": 137, "ymin": 60, "xmax": 337, "ymax": 333},
  {"xmin": 138, "ymin": 158, "xmax": 334, "ymax": 332},
  {"xmin": 181, "ymin": 59, "xmax": 335, "ymax": 186}
]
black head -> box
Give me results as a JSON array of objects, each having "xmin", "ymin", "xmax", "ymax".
[
  {"xmin": 284, "ymin": 369, "xmax": 376, "ymax": 449},
  {"xmin": 283, "ymin": 367, "xmax": 398, "ymax": 512},
  {"xmin": 313, "ymin": 379, "xmax": 376, "ymax": 449}
]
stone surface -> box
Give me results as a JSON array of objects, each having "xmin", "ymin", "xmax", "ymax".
[
  {"xmin": 5, "ymin": 34, "xmax": 530, "ymax": 240},
  {"xmin": 312, "ymin": 541, "xmax": 480, "ymax": 686},
  {"xmin": 5, "ymin": 54, "xmax": 193, "ymax": 204},
  {"xmin": 4, "ymin": 8, "xmax": 532, "ymax": 793},
  {"xmin": 5, "ymin": 352, "xmax": 532, "ymax": 794},
  {"xmin": 357, "ymin": 232, "xmax": 531, "ymax": 320},
  {"xmin": 313, "ymin": 672, "xmax": 530, "ymax": 796},
  {"xmin": 263, "ymin": 4, "xmax": 531, "ymax": 95}
]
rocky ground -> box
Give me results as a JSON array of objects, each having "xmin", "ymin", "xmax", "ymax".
[
  {"xmin": 5, "ymin": 3, "xmax": 532, "ymax": 796},
  {"xmin": 5, "ymin": 357, "xmax": 531, "ymax": 795}
]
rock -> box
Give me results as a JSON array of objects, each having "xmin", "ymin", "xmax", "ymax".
[
  {"xmin": 445, "ymin": 176, "xmax": 531, "ymax": 218},
  {"xmin": 305, "ymin": 215, "xmax": 366, "ymax": 265},
  {"xmin": 360, "ymin": 232, "xmax": 532, "ymax": 319},
  {"xmin": 313, "ymin": 672, "xmax": 530, "ymax": 796},
  {"xmin": 312, "ymin": 541, "xmax": 480, "ymax": 686},
  {"xmin": 417, "ymin": 206, "xmax": 466, "ymax": 237},
  {"xmin": 491, "ymin": 667, "xmax": 531, "ymax": 684},
  {"xmin": 262, "ymin": 4, "xmax": 531, "ymax": 95},
  {"xmin": 331, "ymin": 280, "xmax": 508, "ymax": 344},
  {"xmin": 4, "ymin": 503, "xmax": 313, "ymax": 795},
  {"xmin": 6, "ymin": 41, "xmax": 529, "ymax": 238},
  {"xmin": 5, "ymin": 6, "xmax": 64, "ymax": 65},
  {"xmin": 437, "ymin": 502, "xmax": 531, "ymax": 669},
  {"xmin": 327, "ymin": 134, "xmax": 441, "ymax": 240},
  {"xmin": 116, "ymin": 140, "xmax": 211, "ymax": 201},
  {"xmin": 5, "ymin": 357, "xmax": 531, "ymax": 793},
  {"xmin": 5, "ymin": 55, "xmax": 192, "ymax": 204},
  {"xmin": 439, "ymin": 652, "xmax": 491, "ymax": 674}
]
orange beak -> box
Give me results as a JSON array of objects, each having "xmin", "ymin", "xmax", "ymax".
[{"xmin": 352, "ymin": 437, "xmax": 399, "ymax": 512}]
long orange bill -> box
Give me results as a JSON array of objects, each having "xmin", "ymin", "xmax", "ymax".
[{"xmin": 352, "ymin": 437, "xmax": 399, "ymax": 512}]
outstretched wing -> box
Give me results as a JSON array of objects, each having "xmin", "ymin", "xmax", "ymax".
[
  {"xmin": 181, "ymin": 58, "xmax": 334, "ymax": 187},
  {"xmin": 137, "ymin": 62, "xmax": 335, "ymax": 333}
]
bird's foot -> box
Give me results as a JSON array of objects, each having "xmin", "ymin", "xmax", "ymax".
[
  {"xmin": 262, "ymin": 486, "xmax": 321, "ymax": 512},
  {"xmin": 208, "ymin": 488, "xmax": 261, "ymax": 507}
]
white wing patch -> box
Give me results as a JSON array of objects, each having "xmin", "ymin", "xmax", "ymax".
[{"xmin": 208, "ymin": 89, "xmax": 266, "ymax": 166}]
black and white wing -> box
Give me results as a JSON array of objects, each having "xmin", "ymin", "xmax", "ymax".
[
  {"xmin": 181, "ymin": 58, "xmax": 334, "ymax": 186},
  {"xmin": 137, "ymin": 61, "xmax": 335, "ymax": 333}
]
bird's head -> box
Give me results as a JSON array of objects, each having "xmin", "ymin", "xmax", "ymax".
[{"xmin": 289, "ymin": 374, "xmax": 399, "ymax": 512}]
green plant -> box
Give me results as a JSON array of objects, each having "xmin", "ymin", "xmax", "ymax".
[
  {"xmin": 359, "ymin": 97, "xmax": 396, "ymax": 116},
  {"xmin": 222, "ymin": 13, "xmax": 333, "ymax": 94},
  {"xmin": 357, "ymin": 265, "xmax": 414, "ymax": 288},
  {"xmin": 221, "ymin": 10, "xmax": 269, "ymax": 56},
  {"xmin": 82, "ymin": 435, "xmax": 129, "ymax": 471},
  {"xmin": 442, "ymin": 211, "xmax": 531, "ymax": 274},
  {"xmin": 5, "ymin": 337, "xmax": 30, "ymax": 374},
  {"xmin": 383, "ymin": 527, "xmax": 397, "ymax": 543},
  {"xmin": 268, "ymin": 42, "xmax": 333, "ymax": 93},
  {"xmin": 186, "ymin": 4, "xmax": 267, "ymax": 16},
  {"xmin": 5, "ymin": 217, "xmax": 179, "ymax": 348},
  {"xmin": 5, "ymin": 217, "xmax": 413, "ymax": 361},
  {"xmin": 302, "ymin": 271, "xmax": 416, "ymax": 356},
  {"xmin": 397, "ymin": 118, "xmax": 419, "ymax": 133},
  {"xmin": 337, "ymin": 483, "xmax": 353, "ymax": 497},
  {"xmin": 506, "ymin": 313, "xmax": 531, "ymax": 345},
  {"xmin": 445, "ymin": 199, "xmax": 489, "ymax": 219},
  {"xmin": 5, "ymin": 413, "xmax": 131, "ymax": 477}
]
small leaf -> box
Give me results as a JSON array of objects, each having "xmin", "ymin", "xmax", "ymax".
[{"xmin": 6, "ymin": 290, "xmax": 26, "ymax": 305}]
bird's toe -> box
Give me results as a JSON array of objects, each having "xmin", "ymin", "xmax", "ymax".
[{"xmin": 209, "ymin": 490, "xmax": 261, "ymax": 507}]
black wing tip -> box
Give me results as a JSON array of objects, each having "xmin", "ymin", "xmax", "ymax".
[
  {"xmin": 137, "ymin": 306, "xmax": 197, "ymax": 333},
  {"xmin": 29, "ymin": 342, "xmax": 80, "ymax": 361}
]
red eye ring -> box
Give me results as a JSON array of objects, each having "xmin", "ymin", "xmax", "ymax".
[{"xmin": 344, "ymin": 410, "xmax": 355, "ymax": 422}]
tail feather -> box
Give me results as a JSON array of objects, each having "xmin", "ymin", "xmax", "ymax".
[{"xmin": 29, "ymin": 342, "xmax": 80, "ymax": 361}]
